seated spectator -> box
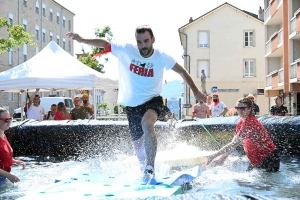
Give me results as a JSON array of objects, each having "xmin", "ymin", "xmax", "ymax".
[
  {"xmin": 54, "ymin": 102, "xmax": 72, "ymax": 120},
  {"xmin": 71, "ymin": 97, "xmax": 92, "ymax": 120},
  {"xmin": 46, "ymin": 104, "xmax": 57, "ymax": 120}
]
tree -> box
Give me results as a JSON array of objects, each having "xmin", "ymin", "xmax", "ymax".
[
  {"xmin": 78, "ymin": 26, "xmax": 113, "ymax": 73},
  {"xmin": 0, "ymin": 17, "xmax": 36, "ymax": 54}
]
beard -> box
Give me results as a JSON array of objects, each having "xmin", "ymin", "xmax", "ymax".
[
  {"xmin": 139, "ymin": 46, "xmax": 153, "ymax": 57},
  {"xmin": 213, "ymin": 99, "xmax": 218, "ymax": 102},
  {"xmin": 83, "ymin": 100, "xmax": 88, "ymax": 104}
]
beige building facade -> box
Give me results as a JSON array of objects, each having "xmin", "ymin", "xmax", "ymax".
[
  {"xmin": 0, "ymin": 0, "xmax": 75, "ymax": 114},
  {"xmin": 264, "ymin": 0, "xmax": 300, "ymax": 115},
  {"xmin": 178, "ymin": 3, "xmax": 269, "ymax": 115}
]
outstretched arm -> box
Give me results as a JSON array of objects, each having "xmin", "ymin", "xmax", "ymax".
[
  {"xmin": 172, "ymin": 63, "xmax": 206, "ymax": 103},
  {"xmin": 66, "ymin": 32, "xmax": 110, "ymax": 48},
  {"xmin": 205, "ymin": 135, "xmax": 242, "ymax": 166}
]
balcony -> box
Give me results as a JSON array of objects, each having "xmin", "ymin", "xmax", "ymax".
[
  {"xmin": 290, "ymin": 61, "xmax": 300, "ymax": 83},
  {"xmin": 265, "ymin": 69, "xmax": 284, "ymax": 90},
  {"xmin": 289, "ymin": 9, "xmax": 300, "ymax": 40},
  {"xmin": 264, "ymin": 0, "xmax": 283, "ymax": 26},
  {"xmin": 265, "ymin": 29, "xmax": 283, "ymax": 57}
]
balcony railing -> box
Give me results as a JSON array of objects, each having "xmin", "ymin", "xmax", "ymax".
[
  {"xmin": 266, "ymin": 73, "xmax": 272, "ymax": 87},
  {"xmin": 290, "ymin": 63, "xmax": 297, "ymax": 78},
  {"xmin": 265, "ymin": 5, "xmax": 270, "ymax": 22},
  {"xmin": 290, "ymin": 16, "xmax": 296, "ymax": 34},
  {"xmin": 278, "ymin": 28, "xmax": 283, "ymax": 45},
  {"xmin": 266, "ymin": 39, "xmax": 271, "ymax": 54},
  {"xmin": 278, "ymin": 68, "xmax": 284, "ymax": 83}
]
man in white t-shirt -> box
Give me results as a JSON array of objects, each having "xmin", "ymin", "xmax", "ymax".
[
  {"xmin": 212, "ymin": 94, "xmax": 228, "ymax": 117},
  {"xmin": 27, "ymin": 89, "xmax": 46, "ymax": 121},
  {"xmin": 66, "ymin": 25, "xmax": 206, "ymax": 184}
]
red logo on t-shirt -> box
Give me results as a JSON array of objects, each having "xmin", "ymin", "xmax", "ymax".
[{"xmin": 129, "ymin": 60, "xmax": 154, "ymax": 77}]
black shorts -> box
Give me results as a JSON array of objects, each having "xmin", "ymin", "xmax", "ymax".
[
  {"xmin": 126, "ymin": 96, "xmax": 170, "ymax": 141},
  {"xmin": 247, "ymin": 149, "xmax": 280, "ymax": 172}
]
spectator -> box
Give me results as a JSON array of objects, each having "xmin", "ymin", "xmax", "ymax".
[
  {"xmin": 192, "ymin": 100, "xmax": 210, "ymax": 118},
  {"xmin": 54, "ymin": 102, "xmax": 72, "ymax": 120},
  {"xmin": 70, "ymin": 97, "xmax": 92, "ymax": 120},
  {"xmin": 26, "ymin": 89, "xmax": 46, "ymax": 121},
  {"xmin": 46, "ymin": 104, "xmax": 57, "ymax": 120},
  {"xmin": 0, "ymin": 107, "xmax": 26, "ymax": 186},
  {"xmin": 270, "ymin": 95, "xmax": 288, "ymax": 116},
  {"xmin": 212, "ymin": 94, "xmax": 228, "ymax": 117},
  {"xmin": 247, "ymin": 94, "xmax": 260, "ymax": 115},
  {"xmin": 81, "ymin": 93, "xmax": 94, "ymax": 119},
  {"xmin": 205, "ymin": 98, "xmax": 279, "ymax": 172},
  {"xmin": 206, "ymin": 95, "xmax": 213, "ymax": 117}
]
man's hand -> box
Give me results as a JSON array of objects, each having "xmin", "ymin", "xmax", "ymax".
[{"xmin": 66, "ymin": 32, "xmax": 83, "ymax": 43}]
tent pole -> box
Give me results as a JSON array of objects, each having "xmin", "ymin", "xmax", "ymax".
[{"xmin": 93, "ymin": 87, "xmax": 96, "ymax": 120}]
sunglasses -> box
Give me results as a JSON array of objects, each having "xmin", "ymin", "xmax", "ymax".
[
  {"xmin": 0, "ymin": 117, "xmax": 12, "ymax": 123},
  {"xmin": 235, "ymin": 107, "xmax": 248, "ymax": 111}
]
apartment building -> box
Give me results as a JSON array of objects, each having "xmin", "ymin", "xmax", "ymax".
[
  {"xmin": 178, "ymin": 3, "xmax": 268, "ymax": 115},
  {"xmin": 264, "ymin": 0, "xmax": 300, "ymax": 115},
  {"xmin": 0, "ymin": 0, "xmax": 75, "ymax": 114}
]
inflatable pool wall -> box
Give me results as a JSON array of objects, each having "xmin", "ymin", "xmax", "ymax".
[{"xmin": 5, "ymin": 116, "xmax": 300, "ymax": 158}]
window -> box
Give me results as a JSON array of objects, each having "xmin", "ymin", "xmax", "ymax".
[
  {"xmin": 244, "ymin": 31, "xmax": 254, "ymax": 47},
  {"xmin": 35, "ymin": 25, "xmax": 39, "ymax": 40},
  {"xmin": 63, "ymin": 38, "xmax": 65, "ymax": 50},
  {"xmin": 56, "ymin": 35, "xmax": 60, "ymax": 45},
  {"xmin": 50, "ymin": 31, "xmax": 53, "ymax": 41},
  {"xmin": 23, "ymin": 45, "xmax": 27, "ymax": 62},
  {"xmin": 56, "ymin": 12, "xmax": 60, "ymax": 24},
  {"xmin": 68, "ymin": 40, "xmax": 71, "ymax": 52},
  {"xmin": 8, "ymin": 13, "xmax": 13, "ymax": 26},
  {"xmin": 50, "ymin": 8, "xmax": 53, "ymax": 21},
  {"xmin": 8, "ymin": 50, "xmax": 13, "ymax": 65},
  {"xmin": 244, "ymin": 60, "xmax": 255, "ymax": 77},
  {"xmin": 23, "ymin": 19, "xmax": 27, "ymax": 31},
  {"xmin": 197, "ymin": 60, "xmax": 210, "ymax": 78},
  {"xmin": 42, "ymin": 4, "xmax": 46, "ymax": 17},
  {"xmin": 42, "ymin": 29, "xmax": 46, "ymax": 43},
  {"xmin": 198, "ymin": 31, "xmax": 209, "ymax": 48},
  {"xmin": 63, "ymin": 16, "xmax": 65, "ymax": 28},
  {"xmin": 8, "ymin": 93, "xmax": 14, "ymax": 101},
  {"xmin": 23, "ymin": 0, "xmax": 27, "ymax": 7},
  {"xmin": 68, "ymin": 20, "xmax": 71, "ymax": 31},
  {"xmin": 36, "ymin": 47, "xmax": 39, "ymax": 54},
  {"xmin": 36, "ymin": 0, "xmax": 39, "ymax": 14}
]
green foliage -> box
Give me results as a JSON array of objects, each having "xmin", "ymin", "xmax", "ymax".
[
  {"xmin": 79, "ymin": 53, "xmax": 105, "ymax": 73},
  {"xmin": 97, "ymin": 102, "xmax": 110, "ymax": 115},
  {"xmin": 91, "ymin": 26, "xmax": 113, "ymax": 57},
  {"xmin": 0, "ymin": 17, "xmax": 36, "ymax": 54}
]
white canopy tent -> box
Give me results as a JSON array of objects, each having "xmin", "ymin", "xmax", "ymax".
[{"xmin": 0, "ymin": 41, "xmax": 118, "ymax": 119}]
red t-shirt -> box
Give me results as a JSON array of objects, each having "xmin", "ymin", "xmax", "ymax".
[
  {"xmin": 54, "ymin": 111, "xmax": 72, "ymax": 120},
  {"xmin": 0, "ymin": 135, "xmax": 13, "ymax": 172},
  {"xmin": 235, "ymin": 115, "xmax": 276, "ymax": 167}
]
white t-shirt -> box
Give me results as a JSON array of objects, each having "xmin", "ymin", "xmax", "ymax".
[
  {"xmin": 27, "ymin": 105, "xmax": 46, "ymax": 121},
  {"xmin": 111, "ymin": 43, "xmax": 176, "ymax": 107},
  {"xmin": 212, "ymin": 102, "xmax": 227, "ymax": 117}
]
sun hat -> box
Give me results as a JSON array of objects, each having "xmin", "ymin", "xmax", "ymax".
[{"xmin": 247, "ymin": 94, "xmax": 255, "ymax": 100}]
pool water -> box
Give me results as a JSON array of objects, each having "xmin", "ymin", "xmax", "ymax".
[{"xmin": 0, "ymin": 144, "xmax": 299, "ymax": 199}]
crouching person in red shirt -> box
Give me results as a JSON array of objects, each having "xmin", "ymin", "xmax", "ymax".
[
  {"xmin": 0, "ymin": 107, "xmax": 26, "ymax": 186},
  {"xmin": 205, "ymin": 98, "xmax": 280, "ymax": 172}
]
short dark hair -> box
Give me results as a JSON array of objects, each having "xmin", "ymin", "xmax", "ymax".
[
  {"xmin": 51, "ymin": 104, "xmax": 57, "ymax": 107},
  {"xmin": 34, "ymin": 94, "xmax": 40, "ymax": 98},
  {"xmin": 135, "ymin": 25, "xmax": 154, "ymax": 38}
]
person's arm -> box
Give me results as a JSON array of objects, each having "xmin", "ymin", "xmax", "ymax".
[
  {"xmin": 66, "ymin": 32, "xmax": 110, "ymax": 48},
  {"xmin": 28, "ymin": 88, "xmax": 39, "ymax": 108},
  {"xmin": 219, "ymin": 107, "xmax": 229, "ymax": 117},
  {"xmin": 206, "ymin": 106, "xmax": 210, "ymax": 118},
  {"xmin": 0, "ymin": 169, "xmax": 20, "ymax": 183},
  {"xmin": 171, "ymin": 63, "xmax": 206, "ymax": 103},
  {"xmin": 206, "ymin": 135, "xmax": 242, "ymax": 165}
]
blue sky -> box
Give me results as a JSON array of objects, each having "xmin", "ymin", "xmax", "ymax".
[{"xmin": 56, "ymin": 0, "xmax": 263, "ymax": 80}]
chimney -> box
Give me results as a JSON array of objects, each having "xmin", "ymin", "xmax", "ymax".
[
  {"xmin": 189, "ymin": 17, "xmax": 193, "ymax": 23},
  {"xmin": 258, "ymin": 6, "xmax": 264, "ymax": 21}
]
